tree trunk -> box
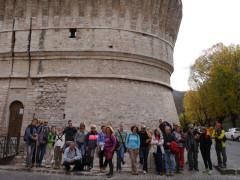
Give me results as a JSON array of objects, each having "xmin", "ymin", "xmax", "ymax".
[{"xmin": 231, "ymin": 113, "xmax": 237, "ymax": 127}]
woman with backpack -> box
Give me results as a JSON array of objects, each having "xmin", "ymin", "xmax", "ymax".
[
  {"xmin": 150, "ymin": 128, "xmax": 164, "ymax": 175},
  {"xmin": 104, "ymin": 126, "xmax": 116, "ymax": 178},
  {"xmin": 125, "ymin": 125, "xmax": 140, "ymax": 175}
]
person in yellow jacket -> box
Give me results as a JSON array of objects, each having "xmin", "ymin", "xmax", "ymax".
[{"xmin": 212, "ymin": 123, "xmax": 227, "ymax": 168}]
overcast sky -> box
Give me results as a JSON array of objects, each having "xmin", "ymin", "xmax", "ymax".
[{"xmin": 171, "ymin": 0, "xmax": 240, "ymax": 91}]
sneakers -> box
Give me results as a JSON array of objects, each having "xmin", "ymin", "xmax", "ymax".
[
  {"xmin": 165, "ymin": 172, "xmax": 170, "ymax": 176},
  {"xmin": 194, "ymin": 168, "xmax": 199, "ymax": 171},
  {"xmin": 208, "ymin": 170, "xmax": 213, "ymax": 175},
  {"xmin": 45, "ymin": 165, "xmax": 51, "ymax": 168},
  {"xmin": 143, "ymin": 170, "xmax": 147, "ymax": 174},
  {"xmin": 170, "ymin": 172, "xmax": 175, "ymax": 176},
  {"xmin": 202, "ymin": 169, "xmax": 209, "ymax": 173},
  {"xmin": 118, "ymin": 169, "xmax": 122, "ymax": 174}
]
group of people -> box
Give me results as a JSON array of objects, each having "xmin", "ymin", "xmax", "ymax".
[{"xmin": 24, "ymin": 118, "xmax": 227, "ymax": 178}]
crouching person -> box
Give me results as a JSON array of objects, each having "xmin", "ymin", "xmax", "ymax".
[{"xmin": 63, "ymin": 142, "xmax": 82, "ymax": 171}]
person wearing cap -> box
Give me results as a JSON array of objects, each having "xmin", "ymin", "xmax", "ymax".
[
  {"xmin": 199, "ymin": 127, "xmax": 213, "ymax": 175},
  {"xmin": 212, "ymin": 123, "xmax": 227, "ymax": 168},
  {"xmin": 185, "ymin": 125, "xmax": 199, "ymax": 171}
]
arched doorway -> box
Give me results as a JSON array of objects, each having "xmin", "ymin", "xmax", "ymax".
[{"xmin": 8, "ymin": 101, "xmax": 24, "ymax": 137}]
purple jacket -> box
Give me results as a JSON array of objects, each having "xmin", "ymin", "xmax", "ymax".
[{"xmin": 105, "ymin": 134, "xmax": 116, "ymax": 151}]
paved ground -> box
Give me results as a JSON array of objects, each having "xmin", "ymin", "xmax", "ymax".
[
  {"xmin": 225, "ymin": 140, "xmax": 240, "ymax": 156},
  {"xmin": 0, "ymin": 140, "xmax": 239, "ymax": 179},
  {"xmin": 0, "ymin": 169, "xmax": 239, "ymax": 180}
]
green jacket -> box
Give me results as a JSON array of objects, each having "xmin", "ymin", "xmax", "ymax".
[{"xmin": 46, "ymin": 132, "xmax": 57, "ymax": 148}]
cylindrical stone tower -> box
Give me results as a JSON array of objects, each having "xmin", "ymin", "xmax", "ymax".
[{"xmin": 0, "ymin": 0, "xmax": 182, "ymax": 136}]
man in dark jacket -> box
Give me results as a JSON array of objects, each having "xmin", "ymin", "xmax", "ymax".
[
  {"xmin": 138, "ymin": 125, "xmax": 152, "ymax": 174},
  {"xmin": 24, "ymin": 118, "xmax": 38, "ymax": 168},
  {"xmin": 159, "ymin": 119, "xmax": 172, "ymax": 135},
  {"xmin": 186, "ymin": 125, "xmax": 199, "ymax": 171},
  {"xmin": 163, "ymin": 126, "xmax": 175, "ymax": 176},
  {"xmin": 63, "ymin": 120, "xmax": 78, "ymax": 150},
  {"xmin": 199, "ymin": 127, "xmax": 213, "ymax": 175}
]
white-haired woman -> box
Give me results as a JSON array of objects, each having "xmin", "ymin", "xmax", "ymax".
[{"xmin": 85, "ymin": 125, "xmax": 98, "ymax": 171}]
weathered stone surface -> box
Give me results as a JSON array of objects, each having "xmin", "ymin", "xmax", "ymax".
[{"xmin": 0, "ymin": 0, "xmax": 182, "ymax": 136}]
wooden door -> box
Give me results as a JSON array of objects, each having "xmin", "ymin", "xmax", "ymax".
[{"xmin": 8, "ymin": 101, "xmax": 24, "ymax": 137}]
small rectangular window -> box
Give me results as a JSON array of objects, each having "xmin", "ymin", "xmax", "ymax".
[{"xmin": 69, "ymin": 28, "xmax": 76, "ymax": 38}]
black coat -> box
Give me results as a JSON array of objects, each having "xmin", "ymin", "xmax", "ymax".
[
  {"xmin": 163, "ymin": 133, "xmax": 175, "ymax": 150},
  {"xmin": 199, "ymin": 133, "xmax": 212, "ymax": 151}
]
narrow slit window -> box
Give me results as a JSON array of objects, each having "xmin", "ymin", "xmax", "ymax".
[{"xmin": 69, "ymin": 28, "xmax": 76, "ymax": 38}]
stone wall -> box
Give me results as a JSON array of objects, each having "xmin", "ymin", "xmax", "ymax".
[{"xmin": 0, "ymin": 0, "xmax": 182, "ymax": 138}]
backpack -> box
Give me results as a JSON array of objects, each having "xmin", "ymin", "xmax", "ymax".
[
  {"xmin": 82, "ymin": 152, "xmax": 91, "ymax": 165},
  {"xmin": 115, "ymin": 138, "xmax": 121, "ymax": 151},
  {"xmin": 108, "ymin": 134, "xmax": 120, "ymax": 151}
]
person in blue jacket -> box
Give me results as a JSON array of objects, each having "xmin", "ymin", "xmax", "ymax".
[{"xmin": 125, "ymin": 125, "xmax": 140, "ymax": 175}]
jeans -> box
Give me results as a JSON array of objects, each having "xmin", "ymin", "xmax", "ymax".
[
  {"xmin": 36, "ymin": 143, "xmax": 46, "ymax": 165},
  {"xmin": 188, "ymin": 149, "xmax": 198, "ymax": 170},
  {"xmin": 63, "ymin": 159, "xmax": 83, "ymax": 171},
  {"xmin": 201, "ymin": 149, "xmax": 212, "ymax": 170},
  {"xmin": 216, "ymin": 146, "xmax": 227, "ymax": 166},
  {"xmin": 76, "ymin": 142, "xmax": 85, "ymax": 157},
  {"xmin": 153, "ymin": 147, "xmax": 163, "ymax": 173},
  {"xmin": 117, "ymin": 145, "xmax": 125, "ymax": 170},
  {"xmin": 164, "ymin": 149, "xmax": 175, "ymax": 173},
  {"xmin": 26, "ymin": 141, "xmax": 35, "ymax": 166},
  {"xmin": 99, "ymin": 150, "xmax": 108, "ymax": 168},
  {"xmin": 88, "ymin": 148, "xmax": 96, "ymax": 169},
  {"xmin": 139, "ymin": 147, "xmax": 149, "ymax": 171}
]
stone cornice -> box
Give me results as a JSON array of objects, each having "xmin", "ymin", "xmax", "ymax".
[{"xmin": 0, "ymin": 50, "xmax": 174, "ymax": 74}]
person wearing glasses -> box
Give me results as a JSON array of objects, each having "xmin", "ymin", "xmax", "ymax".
[
  {"xmin": 85, "ymin": 125, "xmax": 98, "ymax": 171},
  {"xmin": 138, "ymin": 125, "xmax": 152, "ymax": 174},
  {"xmin": 36, "ymin": 120, "xmax": 50, "ymax": 167},
  {"xmin": 74, "ymin": 122, "xmax": 88, "ymax": 157}
]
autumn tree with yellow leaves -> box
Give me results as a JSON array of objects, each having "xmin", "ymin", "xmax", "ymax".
[{"xmin": 183, "ymin": 43, "xmax": 240, "ymax": 127}]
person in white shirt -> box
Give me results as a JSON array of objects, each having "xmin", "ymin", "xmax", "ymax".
[{"xmin": 53, "ymin": 128, "xmax": 65, "ymax": 169}]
